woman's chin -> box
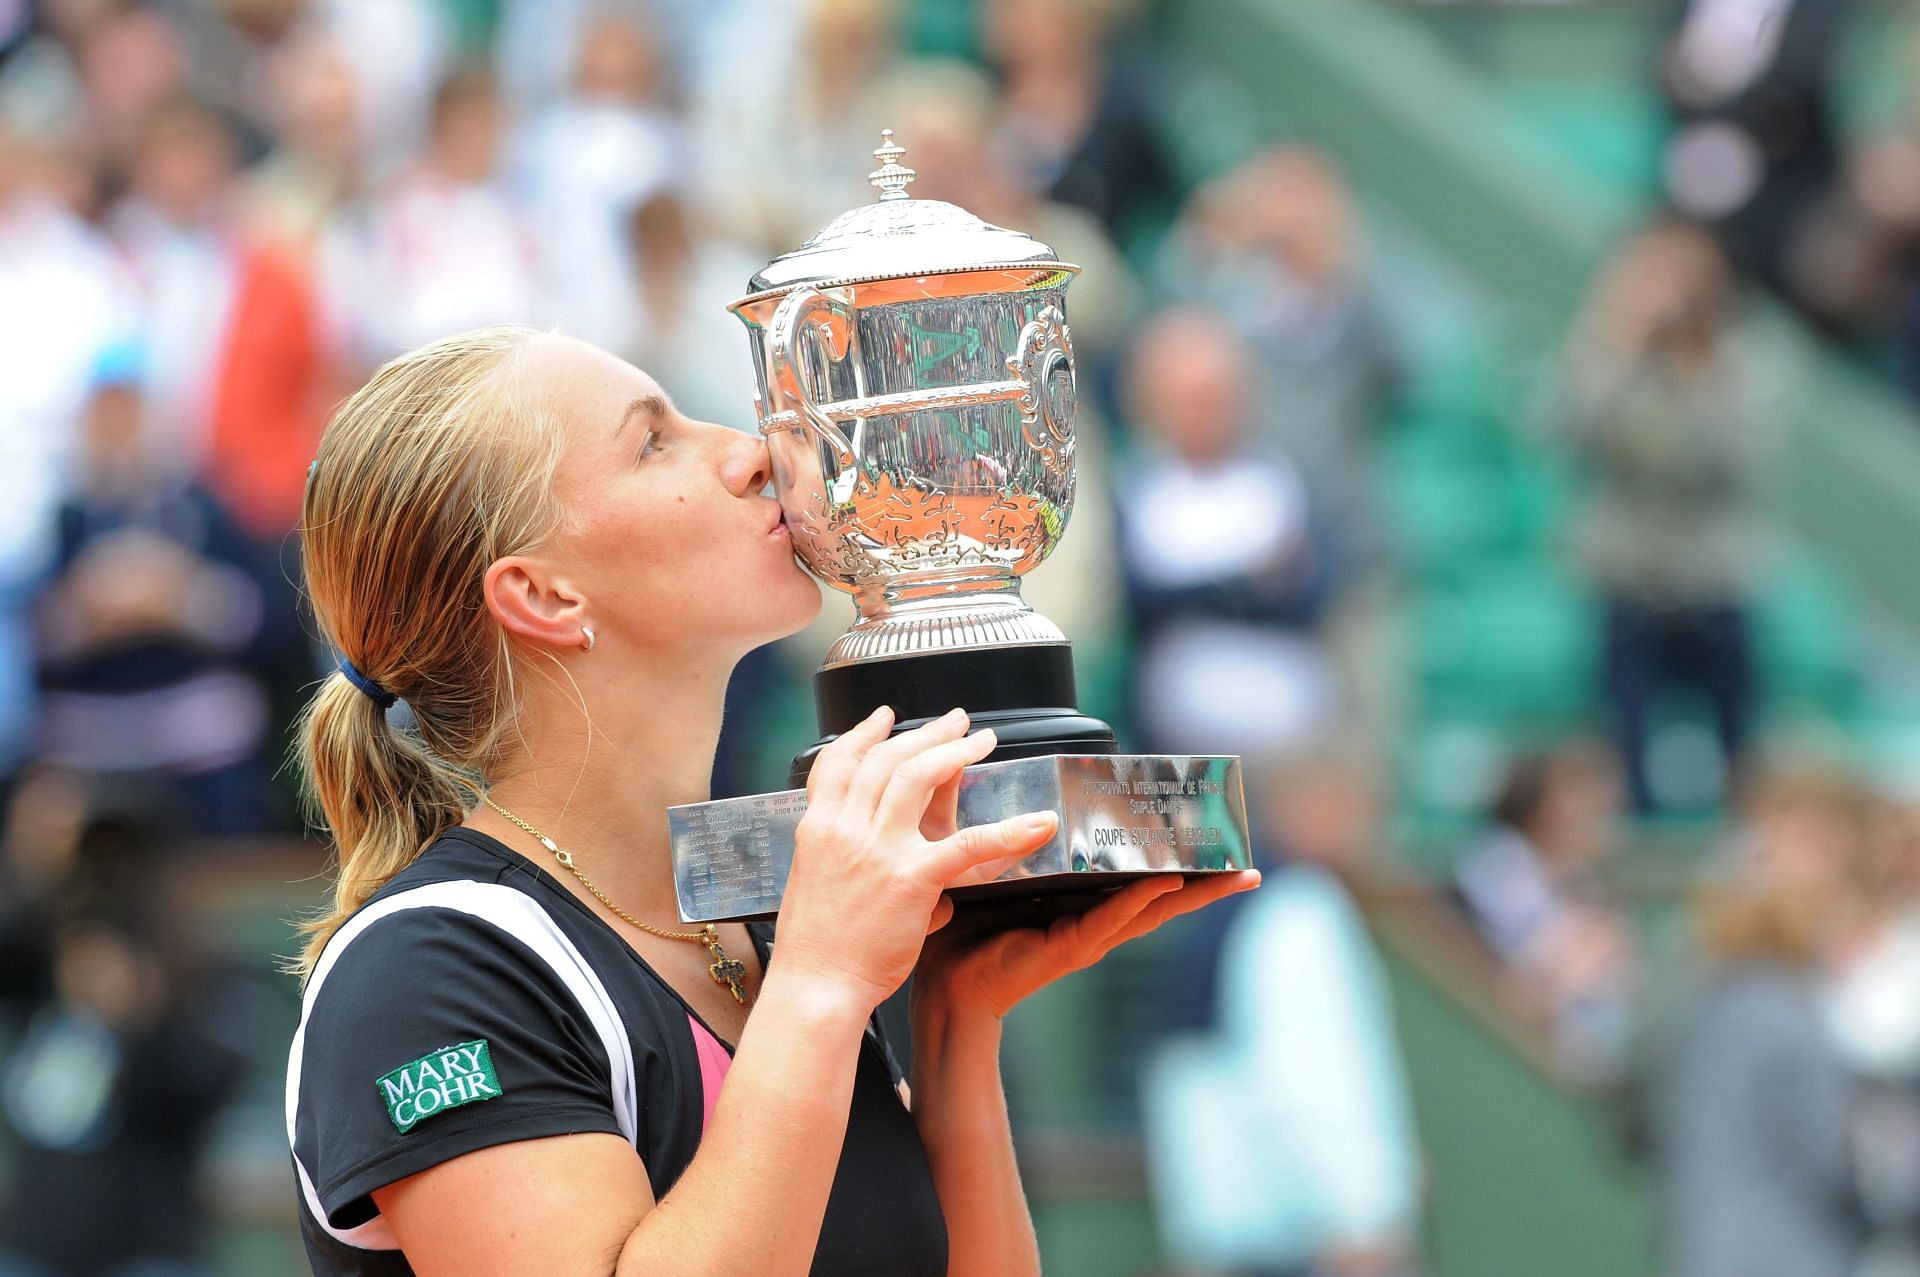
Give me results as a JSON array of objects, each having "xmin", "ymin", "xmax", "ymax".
[
  {"xmin": 756, "ymin": 568, "xmax": 825, "ymax": 643},
  {"xmin": 787, "ymin": 575, "xmax": 826, "ymax": 632}
]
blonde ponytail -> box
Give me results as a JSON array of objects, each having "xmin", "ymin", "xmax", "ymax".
[{"xmin": 292, "ymin": 326, "xmax": 568, "ymax": 980}]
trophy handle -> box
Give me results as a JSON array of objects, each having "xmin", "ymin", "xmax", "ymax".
[
  {"xmin": 767, "ymin": 287, "xmax": 860, "ymax": 470},
  {"xmin": 1009, "ymin": 304, "xmax": 1076, "ymax": 476}
]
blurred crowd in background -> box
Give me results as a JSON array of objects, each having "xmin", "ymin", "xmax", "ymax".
[{"xmin": 7, "ymin": 0, "xmax": 1920, "ymax": 1275}]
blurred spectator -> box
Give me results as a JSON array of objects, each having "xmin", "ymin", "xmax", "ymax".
[
  {"xmin": 108, "ymin": 95, "xmax": 242, "ymax": 483},
  {"xmin": 1764, "ymin": 132, "xmax": 1920, "ymax": 338},
  {"xmin": 311, "ymin": 0, "xmax": 453, "ymax": 176},
  {"xmin": 494, "ymin": 0, "xmax": 598, "ymax": 111},
  {"xmin": 1144, "ymin": 746, "xmax": 1420, "ymax": 1277},
  {"xmin": 32, "ymin": 363, "xmax": 290, "ymax": 836},
  {"xmin": 685, "ymin": 0, "xmax": 902, "ymax": 248},
  {"xmin": 31, "ymin": 3, "xmax": 192, "ymax": 205},
  {"xmin": 1659, "ymin": 765, "xmax": 1885, "ymax": 1277},
  {"xmin": 1454, "ymin": 744, "xmax": 1636, "ymax": 1083},
  {"xmin": 982, "ymin": 0, "xmax": 1180, "ymax": 258},
  {"xmin": 0, "ymin": 792, "xmax": 251, "ymax": 1277},
  {"xmin": 0, "ymin": 116, "xmax": 130, "ymax": 772},
  {"xmin": 240, "ymin": 29, "xmax": 366, "ymax": 247},
  {"xmin": 201, "ymin": 33, "xmax": 362, "ymax": 543},
  {"xmin": 1163, "ymin": 146, "xmax": 1401, "ymax": 577},
  {"xmin": 1558, "ymin": 219, "xmax": 1775, "ymax": 814},
  {"xmin": 1827, "ymin": 796, "xmax": 1920, "ymax": 1078},
  {"xmin": 320, "ymin": 65, "xmax": 537, "ymax": 365},
  {"xmin": 1654, "ymin": 0, "xmax": 1853, "ymax": 316},
  {"xmin": 1813, "ymin": 117, "xmax": 1920, "ymax": 404},
  {"xmin": 512, "ymin": 6, "xmax": 679, "ymax": 357},
  {"xmin": 1116, "ymin": 307, "xmax": 1341, "ymax": 759},
  {"xmin": 1824, "ymin": 796, "xmax": 1920, "ymax": 1263},
  {"xmin": 626, "ymin": 190, "xmax": 764, "ymax": 430},
  {"xmin": 202, "ymin": 239, "xmax": 334, "ymax": 543}
]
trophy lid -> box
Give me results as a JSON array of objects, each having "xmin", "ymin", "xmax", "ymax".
[{"xmin": 734, "ymin": 129, "xmax": 1076, "ymax": 306}]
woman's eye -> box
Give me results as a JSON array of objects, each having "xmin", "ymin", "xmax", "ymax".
[{"xmin": 637, "ymin": 431, "xmax": 660, "ymax": 461}]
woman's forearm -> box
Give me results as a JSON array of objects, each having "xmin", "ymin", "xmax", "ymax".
[
  {"xmin": 616, "ymin": 969, "xmax": 871, "ymax": 1276},
  {"xmin": 909, "ymin": 994, "xmax": 1041, "ymax": 1277}
]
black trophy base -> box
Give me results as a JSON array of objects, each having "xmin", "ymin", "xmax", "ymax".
[{"xmin": 787, "ymin": 643, "xmax": 1115, "ymax": 788}]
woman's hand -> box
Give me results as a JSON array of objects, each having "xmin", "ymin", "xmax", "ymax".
[
  {"xmin": 913, "ymin": 870, "xmax": 1262, "ymax": 1023},
  {"xmin": 772, "ymin": 705, "xmax": 1062, "ymax": 1014}
]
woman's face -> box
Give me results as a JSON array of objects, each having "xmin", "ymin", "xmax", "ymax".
[{"xmin": 524, "ymin": 336, "xmax": 821, "ymax": 660}]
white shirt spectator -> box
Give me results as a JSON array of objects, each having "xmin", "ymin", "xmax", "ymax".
[
  {"xmin": 512, "ymin": 99, "xmax": 678, "ymax": 355},
  {"xmin": 0, "ymin": 197, "xmax": 129, "ymax": 571},
  {"xmin": 108, "ymin": 200, "xmax": 237, "ymax": 474},
  {"xmin": 323, "ymin": 168, "xmax": 539, "ymax": 364},
  {"xmin": 1143, "ymin": 866, "xmax": 1420, "ymax": 1269},
  {"xmin": 0, "ymin": 195, "xmax": 132, "ymax": 767}
]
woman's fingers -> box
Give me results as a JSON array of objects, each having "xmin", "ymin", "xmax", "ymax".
[
  {"xmin": 1011, "ymin": 877, "xmax": 1180, "ymax": 973},
  {"xmin": 926, "ymin": 893, "xmax": 956, "ymax": 935},
  {"xmin": 922, "ymin": 809, "xmax": 1059, "ymax": 886},
  {"xmin": 1001, "ymin": 873, "xmax": 1254, "ymax": 994},
  {"xmin": 920, "ymin": 767, "xmax": 964, "ymax": 844},
  {"xmin": 875, "ymin": 727, "xmax": 997, "ymax": 838},
  {"xmin": 1068, "ymin": 876, "xmax": 1185, "ymax": 953},
  {"xmin": 947, "ymin": 845, "xmax": 1033, "ymax": 889},
  {"xmin": 843, "ymin": 708, "xmax": 971, "ymax": 817},
  {"xmin": 804, "ymin": 704, "xmax": 895, "ymax": 808},
  {"xmin": 1097, "ymin": 870, "xmax": 1261, "ymax": 955}
]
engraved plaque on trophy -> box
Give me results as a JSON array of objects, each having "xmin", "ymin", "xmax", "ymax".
[{"xmin": 667, "ymin": 131, "xmax": 1252, "ymax": 922}]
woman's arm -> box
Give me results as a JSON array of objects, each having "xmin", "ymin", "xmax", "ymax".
[
  {"xmin": 910, "ymin": 872, "xmax": 1261, "ymax": 1277},
  {"xmin": 908, "ymin": 986, "xmax": 1040, "ymax": 1276}
]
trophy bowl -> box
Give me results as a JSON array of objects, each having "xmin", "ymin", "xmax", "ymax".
[{"xmin": 728, "ymin": 131, "xmax": 1081, "ymax": 670}]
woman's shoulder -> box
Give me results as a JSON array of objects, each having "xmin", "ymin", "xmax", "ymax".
[
  {"xmin": 289, "ymin": 877, "xmax": 643, "ymax": 1262},
  {"xmin": 289, "ymin": 829, "xmax": 712, "ymax": 1245},
  {"xmin": 321, "ymin": 826, "xmax": 590, "ymax": 959},
  {"xmin": 298, "ymin": 826, "xmax": 700, "ymax": 1090},
  {"xmin": 295, "ymin": 862, "xmax": 622, "ymax": 1092},
  {"xmin": 305, "ymin": 832, "xmax": 530, "ymax": 975}
]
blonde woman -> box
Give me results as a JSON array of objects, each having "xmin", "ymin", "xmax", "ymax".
[{"xmin": 285, "ymin": 326, "xmax": 1256, "ymax": 1277}]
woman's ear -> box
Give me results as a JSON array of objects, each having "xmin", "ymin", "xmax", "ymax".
[{"xmin": 483, "ymin": 556, "xmax": 588, "ymax": 651}]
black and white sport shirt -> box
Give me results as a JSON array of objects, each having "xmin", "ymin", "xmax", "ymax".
[{"xmin": 287, "ymin": 828, "xmax": 948, "ymax": 1275}]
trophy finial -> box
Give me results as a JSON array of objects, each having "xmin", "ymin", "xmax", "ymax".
[{"xmin": 868, "ymin": 128, "xmax": 915, "ymax": 201}]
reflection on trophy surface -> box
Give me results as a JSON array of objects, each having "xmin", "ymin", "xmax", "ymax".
[{"xmin": 667, "ymin": 130, "xmax": 1252, "ymax": 923}]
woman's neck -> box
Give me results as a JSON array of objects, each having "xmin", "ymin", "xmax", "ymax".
[{"xmin": 469, "ymin": 654, "xmax": 732, "ymax": 925}]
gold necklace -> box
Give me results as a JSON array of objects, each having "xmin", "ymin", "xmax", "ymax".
[{"xmin": 481, "ymin": 794, "xmax": 752, "ymax": 1005}]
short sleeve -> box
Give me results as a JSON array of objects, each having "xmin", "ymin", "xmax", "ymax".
[{"xmin": 292, "ymin": 907, "xmax": 624, "ymax": 1230}]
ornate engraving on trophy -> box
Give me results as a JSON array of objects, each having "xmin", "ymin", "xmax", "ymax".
[{"xmin": 1010, "ymin": 304, "xmax": 1076, "ymax": 479}]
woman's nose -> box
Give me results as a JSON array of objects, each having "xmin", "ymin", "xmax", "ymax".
[{"xmin": 720, "ymin": 426, "xmax": 774, "ymax": 496}]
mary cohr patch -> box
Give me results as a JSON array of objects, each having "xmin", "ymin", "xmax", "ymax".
[{"xmin": 377, "ymin": 1040, "xmax": 501, "ymax": 1133}]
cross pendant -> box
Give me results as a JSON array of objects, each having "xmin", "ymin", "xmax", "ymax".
[{"xmin": 700, "ymin": 926, "xmax": 750, "ymax": 1004}]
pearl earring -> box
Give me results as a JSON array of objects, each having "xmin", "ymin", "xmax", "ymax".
[{"xmin": 581, "ymin": 626, "xmax": 596, "ymax": 653}]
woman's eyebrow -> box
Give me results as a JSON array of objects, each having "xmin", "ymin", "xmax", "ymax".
[{"xmin": 615, "ymin": 394, "xmax": 671, "ymax": 437}]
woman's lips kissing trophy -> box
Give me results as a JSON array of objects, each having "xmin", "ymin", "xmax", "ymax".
[{"xmin": 667, "ymin": 131, "xmax": 1252, "ymax": 925}]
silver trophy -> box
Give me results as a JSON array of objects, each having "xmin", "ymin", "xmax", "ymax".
[{"xmin": 668, "ymin": 131, "xmax": 1251, "ymax": 923}]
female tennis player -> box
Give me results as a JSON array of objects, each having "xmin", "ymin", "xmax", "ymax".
[{"xmin": 284, "ymin": 326, "xmax": 1257, "ymax": 1276}]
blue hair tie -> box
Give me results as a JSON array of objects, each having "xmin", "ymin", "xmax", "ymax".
[{"xmin": 339, "ymin": 659, "xmax": 397, "ymax": 709}]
